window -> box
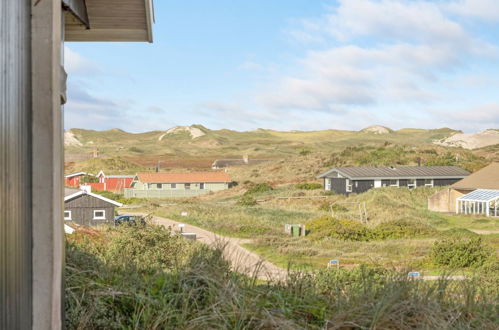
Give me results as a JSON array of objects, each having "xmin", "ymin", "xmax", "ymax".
[
  {"xmin": 407, "ymin": 179, "xmax": 416, "ymax": 189},
  {"xmin": 389, "ymin": 179, "xmax": 399, "ymax": 187},
  {"xmin": 157, "ymin": 183, "xmax": 162, "ymax": 189},
  {"xmin": 346, "ymin": 179, "xmax": 352, "ymax": 192},
  {"xmin": 185, "ymin": 183, "xmax": 191, "ymax": 190},
  {"xmin": 93, "ymin": 210, "xmax": 106, "ymax": 220},
  {"xmin": 64, "ymin": 210, "xmax": 72, "ymax": 220},
  {"xmin": 200, "ymin": 183, "xmax": 205, "ymax": 190},
  {"xmin": 424, "ymin": 179, "xmax": 433, "ymax": 187},
  {"xmin": 171, "ymin": 183, "xmax": 177, "ymax": 189}
]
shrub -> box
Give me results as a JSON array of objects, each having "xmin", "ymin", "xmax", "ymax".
[
  {"xmin": 307, "ymin": 217, "xmax": 370, "ymax": 241},
  {"xmin": 372, "ymin": 219, "xmax": 436, "ymax": 240},
  {"xmin": 430, "ymin": 237, "xmax": 492, "ymax": 268},
  {"xmin": 295, "ymin": 182, "xmax": 323, "ymax": 190},
  {"xmin": 439, "ymin": 228, "xmax": 479, "ymax": 239},
  {"xmin": 244, "ymin": 183, "xmax": 273, "ymax": 195},
  {"xmin": 299, "ymin": 149, "xmax": 311, "ymax": 156},
  {"xmin": 237, "ymin": 195, "xmax": 257, "ymax": 206}
]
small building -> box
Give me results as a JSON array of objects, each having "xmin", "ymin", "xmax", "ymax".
[
  {"xmin": 64, "ymin": 172, "xmax": 94, "ymax": 187},
  {"xmin": 64, "ymin": 187, "xmax": 122, "ymax": 226},
  {"xmin": 318, "ymin": 166, "xmax": 469, "ymax": 195},
  {"xmin": 124, "ymin": 172, "xmax": 232, "ymax": 198},
  {"xmin": 90, "ymin": 170, "xmax": 134, "ymax": 192},
  {"xmin": 429, "ymin": 163, "xmax": 499, "ymax": 216}
]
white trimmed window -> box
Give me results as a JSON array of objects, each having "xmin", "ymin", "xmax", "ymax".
[
  {"xmin": 389, "ymin": 179, "xmax": 399, "ymax": 187},
  {"xmin": 93, "ymin": 210, "xmax": 106, "ymax": 220},
  {"xmin": 424, "ymin": 179, "xmax": 434, "ymax": 187},
  {"xmin": 185, "ymin": 183, "xmax": 191, "ymax": 190},
  {"xmin": 200, "ymin": 183, "xmax": 205, "ymax": 190},
  {"xmin": 64, "ymin": 210, "xmax": 72, "ymax": 220},
  {"xmin": 346, "ymin": 179, "xmax": 352, "ymax": 192},
  {"xmin": 171, "ymin": 183, "xmax": 177, "ymax": 189},
  {"xmin": 157, "ymin": 183, "xmax": 162, "ymax": 189},
  {"xmin": 407, "ymin": 179, "xmax": 416, "ymax": 189}
]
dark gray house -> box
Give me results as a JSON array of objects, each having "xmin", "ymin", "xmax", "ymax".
[
  {"xmin": 318, "ymin": 166, "xmax": 469, "ymax": 195},
  {"xmin": 64, "ymin": 188, "xmax": 122, "ymax": 226}
]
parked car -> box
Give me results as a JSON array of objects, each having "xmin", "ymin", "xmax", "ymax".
[{"xmin": 114, "ymin": 215, "xmax": 146, "ymax": 226}]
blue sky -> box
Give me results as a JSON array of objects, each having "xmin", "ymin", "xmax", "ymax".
[{"xmin": 65, "ymin": 0, "xmax": 499, "ymax": 133}]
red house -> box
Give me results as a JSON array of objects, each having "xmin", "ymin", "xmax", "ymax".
[
  {"xmin": 91, "ymin": 171, "xmax": 134, "ymax": 192},
  {"xmin": 65, "ymin": 172, "xmax": 93, "ymax": 187}
]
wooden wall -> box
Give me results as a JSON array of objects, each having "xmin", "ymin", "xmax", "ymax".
[{"xmin": 65, "ymin": 195, "xmax": 116, "ymax": 226}]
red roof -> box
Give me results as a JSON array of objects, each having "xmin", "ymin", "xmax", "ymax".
[{"xmin": 136, "ymin": 172, "xmax": 232, "ymax": 183}]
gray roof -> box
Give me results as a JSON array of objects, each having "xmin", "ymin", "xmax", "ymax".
[
  {"xmin": 458, "ymin": 189, "xmax": 499, "ymax": 202},
  {"xmin": 64, "ymin": 188, "xmax": 81, "ymax": 197},
  {"xmin": 318, "ymin": 166, "xmax": 469, "ymax": 180}
]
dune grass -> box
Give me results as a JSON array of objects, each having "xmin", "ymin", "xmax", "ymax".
[{"xmin": 65, "ymin": 225, "xmax": 499, "ymax": 329}]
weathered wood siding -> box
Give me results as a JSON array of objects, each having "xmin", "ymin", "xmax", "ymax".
[
  {"xmin": 1, "ymin": 1, "xmax": 32, "ymax": 328},
  {"xmin": 352, "ymin": 180, "xmax": 374, "ymax": 193},
  {"xmin": 434, "ymin": 178, "xmax": 460, "ymax": 187},
  {"xmin": 65, "ymin": 194, "xmax": 115, "ymax": 226},
  {"xmin": 331, "ymin": 178, "xmax": 347, "ymax": 195}
]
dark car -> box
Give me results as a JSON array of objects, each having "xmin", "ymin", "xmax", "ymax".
[{"xmin": 114, "ymin": 215, "xmax": 146, "ymax": 226}]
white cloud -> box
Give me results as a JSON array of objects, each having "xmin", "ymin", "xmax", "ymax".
[
  {"xmin": 64, "ymin": 46, "xmax": 102, "ymax": 75},
  {"xmin": 256, "ymin": 0, "xmax": 498, "ymax": 124},
  {"xmin": 447, "ymin": 0, "xmax": 499, "ymax": 22}
]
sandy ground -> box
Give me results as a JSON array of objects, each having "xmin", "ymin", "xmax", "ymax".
[{"xmin": 435, "ymin": 129, "xmax": 499, "ymax": 149}]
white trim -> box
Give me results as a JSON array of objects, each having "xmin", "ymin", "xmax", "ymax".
[
  {"xmin": 64, "ymin": 210, "xmax": 72, "ymax": 220},
  {"xmin": 145, "ymin": 0, "xmax": 154, "ymax": 43},
  {"xmin": 65, "ymin": 171, "xmax": 90, "ymax": 178},
  {"xmin": 64, "ymin": 190, "xmax": 123, "ymax": 207},
  {"xmin": 93, "ymin": 210, "xmax": 106, "ymax": 220},
  {"xmin": 424, "ymin": 179, "xmax": 434, "ymax": 187},
  {"xmin": 346, "ymin": 179, "xmax": 352, "ymax": 193}
]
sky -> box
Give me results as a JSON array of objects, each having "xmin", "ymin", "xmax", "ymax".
[{"xmin": 65, "ymin": 0, "xmax": 499, "ymax": 133}]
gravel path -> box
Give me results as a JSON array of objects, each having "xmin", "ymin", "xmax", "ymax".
[{"xmin": 128, "ymin": 213, "xmax": 288, "ymax": 281}]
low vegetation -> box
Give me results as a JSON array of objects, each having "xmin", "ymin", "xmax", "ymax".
[{"xmin": 66, "ymin": 226, "xmax": 499, "ymax": 329}]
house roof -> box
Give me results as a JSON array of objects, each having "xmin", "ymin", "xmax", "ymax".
[
  {"xmin": 64, "ymin": 0, "xmax": 154, "ymax": 42},
  {"xmin": 452, "ymin": 163, "xmax": 499, "ymax": 190},
  {"xmin": 318, "ymin": 166, "xmax": 469, "ymax": 180},
  {"xmin": 458, "ymin": 189, "xmax": 499, "ymax": 202},
  {"xmin": 97, "ymin": 170, "xmax": 134, "ymax": 179},
  {"xmin": 64, "ymin": 188, "xmax": 123, "ymax": 207},
  {"xmin": 65, "ymin": 171, "xmax": 92, "ymax": 178},
  {"xmin": 136, "ymin": 172, "xmax": 232, "ymax": 183}
]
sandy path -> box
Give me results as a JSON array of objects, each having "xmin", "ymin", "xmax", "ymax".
[{"xmin": 127, "ymin": 213, "xmax": 288, "ymax": 281}]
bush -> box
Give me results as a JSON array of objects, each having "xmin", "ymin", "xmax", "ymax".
[
  {"xmin": 372, "ymin": 219, "xmax": 436, "ymax": 240},
  {"xmin": 307, "ymin": 217, "xmax": 370, "ymax": 241},
  {"xmin": 244, "ymin": 183, "xmax": 273, "ymax": 195},
  {"xmin": 295, "ymin": 182, "xmax": 323, "ymax": 190},
  {"xmin": 430, "ymin": 237, "xmax": 492, "ymax": 268},
  {"xmin": 439, "ymin": 228, "xmax": 479, "ymax": 239},
  {"xmin": 237, "ymin": 195, "xmax": 257, "ymax": 206}
]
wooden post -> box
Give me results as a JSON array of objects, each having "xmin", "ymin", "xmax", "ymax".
[{"xmin": 31, "ymin": 0, "xmax": 64, "ymax": 328}]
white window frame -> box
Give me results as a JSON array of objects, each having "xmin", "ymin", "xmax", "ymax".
[
  {"xmin": 93, "ymin": 209, "xmax": 106, "ymax": 220},
  {"xmin": 171, "ymin": 183, "xmax": 177, "ymax": 189},
  {"xmin": 424, "ymin": 179, "xmax": 434, "ymax": 187},
  {"xmin": 64, "ymin": 210, "xmax": 72, "ymax": 220},
  {"xmin": 157, "ymin": 183, "xmax": 162, "ymax": 189},
  {"xmin": 185, "ymin": 183, "xmax": 191, "ymax": 190},
  {"xmin": 346, "ymin": 179, "xmax": 352, "ymax": 193},
  {"xmin": 389, "ymin": 179, "xmax": 399, "ymax": 187},
  {"xmin": 200, "ymin": 183, "xmax": 205, "ymax": 190},
  {"xmin": 325, "ymin": 178, "xmax": 332, "ymax": 190},
  {"xmin": 407, "ymin": 179, "xmax": 416, "ymax": 189}
]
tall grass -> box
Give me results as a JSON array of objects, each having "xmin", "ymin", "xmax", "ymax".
[{"xmin": 65, "ymin": 226, "xmax": 498, "ymax": 329}]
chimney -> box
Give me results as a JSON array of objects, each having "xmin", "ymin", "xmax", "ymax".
[
  {"xmin": 156, "ymin": 161, "xmax": 161, "ymax": 173},
  {"xmin": 243, "ymin": 154, "xmax": 249, "ymax": 164}
]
